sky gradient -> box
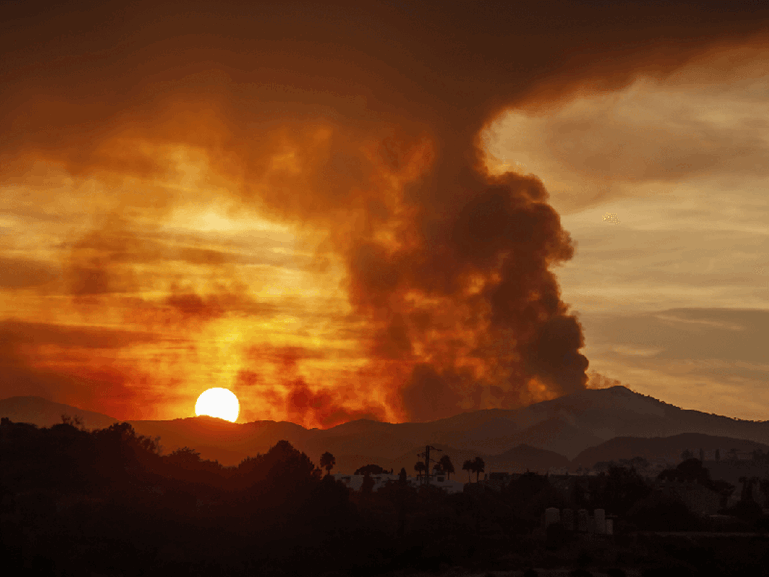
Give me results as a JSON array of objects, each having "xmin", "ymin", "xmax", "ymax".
[{"xmin": 2, "ymin": 0, "xmax": 768, "ymax": 424}]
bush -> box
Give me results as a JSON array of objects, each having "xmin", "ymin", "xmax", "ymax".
[{"xmin": 627, "ymin": 492, "xmax": 703, "ymax": 531}]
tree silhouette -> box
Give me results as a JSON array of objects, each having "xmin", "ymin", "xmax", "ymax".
[
  {"xmin": 680, "ymin": 448, "xmax": 694, "ymax": 461},
  {"xmin": 320, "ymin": 451, "xmax": 335, "ymax": 476},
  {"xmin": 739, "ymin": 476, "xmax": 762, "ymax": 503},
  {"xmin": 658, "ymin": 458, "xmax": 712, "ymax": 485},
  {"xmin": 602, "ymin": 465, "xmax": 651, "ymax": 516},
  {"xmin": 361, "ymin": 471, "xmax": 375, "ymax": 494},
  {"xmin": 60, "ymin": 414, "xmax": 84, "ymax": 429},
  {"xmin": 715, "ymin": 448, "xmax": 720, "ymax": 462},
  {"xmin": 727, "ymin": 448, "xmax": 739, "ymax": 463},
  {"xmin": 473, "ymin": 456, "xmax": 485, "ymax": 482},
  {"xmin": 235, "ymin": 439, "xmax": 320, "ymax": 498},
  {"xmin": 414, "ymin": 461, "xmax": 425, "ymax": 480},
  {"xmin": 166, "ymin": 446, "xmax": 202, "ymax": 467},
  {"xmin": 438, "ymin": 454, "xmax": 455, "ymax": 479},
  {"xmin": 463, "ymin": 459, "xmax": 474, "ymax": 482},
  {"xmin": 354, "ymin": 464, "xmax": 387, "ymax": 476},
  {"xmin": 712, "ymin": 479, "xmax": 735, "ymax": 509}
]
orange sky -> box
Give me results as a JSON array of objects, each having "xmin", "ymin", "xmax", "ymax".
[{"xmin": 2, "ymin": 0, "xmax": 768, "ymax": 424}]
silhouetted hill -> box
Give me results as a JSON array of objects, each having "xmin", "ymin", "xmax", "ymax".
[
  {"xmin": 4, "ymin": 386, "xmax": 769, "ymax": 469},
  {"xmin": 572, "ymin": 432, "xmax": 769, "ymax": 469},
  {"xmin": 128, "ymin": 416, "xmax": 313, "ymax": 465},
  {"xmin": 0, "ymin": 396, "xmax": 117, "ymax": 429},
  {"xmin": 492, "ymin": 443, "xmax": 571, "ymax": 472},
  {"xmin": 424, "ymin": 386, "xmax": 769, "ymax": 460}
]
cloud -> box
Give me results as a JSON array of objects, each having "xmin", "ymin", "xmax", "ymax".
[
  {"xmin": 235, "ymin": 346, "xmax": 388, "ymax": 427},
  {"xmin": 611, "ymin": 345, "xmax": 665, "ymax": 357},
  {"xmin": 2, "ymin": 0, "xmax": 769, "ymax": 422},
  {"xmin": 0, "ymin": 256, "xmax": 57, "ymax": 288},
  {"xmin": 487, "ymin": 62, "xmax": 769, "ymax": 214},
  {"xmin": 585, "ymin": 308, "xmax": 769, "ymax": 363}
]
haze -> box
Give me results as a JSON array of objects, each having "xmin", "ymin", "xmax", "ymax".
[{"xmin": 1, "ymin": 0, "xmax": 768, "ymax": 424}]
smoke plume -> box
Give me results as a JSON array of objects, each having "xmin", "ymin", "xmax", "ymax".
[{"xmin": 1, "ymin": 0, "xmax": 767, "ymax": 422}]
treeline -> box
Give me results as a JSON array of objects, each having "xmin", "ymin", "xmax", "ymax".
[
  {"xmin": 3, "ymin": 417, "xmax": 769, "ymax": 577},
  {"xmin": 1, "ymin": 418, "xmax": 357, "ymax": 575}
]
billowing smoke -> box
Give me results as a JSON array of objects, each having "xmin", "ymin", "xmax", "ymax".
[{"xmin": 1, "ymin": 0, "xmax": 767, "ymax": 422}]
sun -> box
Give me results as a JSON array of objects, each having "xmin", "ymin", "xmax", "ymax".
[{"xmin": 195, "ymin": 388, "xmax": 240, "ymax": 422}]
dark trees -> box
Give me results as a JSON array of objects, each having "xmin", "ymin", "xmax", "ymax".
[
  {"xmin": 473, "ymin": 457, "xmax": 485, "ymax": 482},
  {"xmin": 601, "ymin": 465, "xmax": 651, "ymax": 516},
  {"xmin": 320, "ymin": 451, "xmax": 336, "ymax": 475},
  {"xmin": 658, "ymin": 458, "xmax": 711, "ymax": 485},
  {"xmin": 462, "ymin": 459, "xmax": 474, "ymax": 482},
  {"xmin": 438, "ymin": 454, "xmax": 455, "ymax": 479},
  {"xmin": 354, "ymin": 464, "xmax": 387, "ymax": 476},
  {"xmin": 361, "ymin": 472, "xmax": 375, "ymax": 494}
]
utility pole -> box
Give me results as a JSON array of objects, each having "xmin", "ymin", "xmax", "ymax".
[{"xmin": 417, "ymin": 445, "xmax": 441, "ymax": 486}]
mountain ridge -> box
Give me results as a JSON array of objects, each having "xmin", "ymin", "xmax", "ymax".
[{"xmin": 3, "ymin": 386, "xmax": 769, "ymax": 471}]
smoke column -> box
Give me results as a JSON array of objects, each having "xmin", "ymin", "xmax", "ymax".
[{"xmin": 1, "ymin": 0, "xmax": 767, "ymax": 423}]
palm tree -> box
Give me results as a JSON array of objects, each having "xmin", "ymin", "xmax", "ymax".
[
  {"xmin": 463, "ymin": 459, "xmax": 474, "ymax": 482},
  {"xmin": 473, "ymin": 456, "xmax": 485, "ymax": 482},
  {"xmin": 438, "ymin": 454, "xmax": 455, "ymax": 480},
  {"xmin": 320, "ymin": 451, "xmax": 335, "ymax": 476},
  {"xmin": 414, "ymin": 461, "xmax": 426, "ymax": 481}
]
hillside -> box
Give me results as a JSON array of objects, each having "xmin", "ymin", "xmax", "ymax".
[
  {"xmin": 571, "ymin": 432, "xmax": 769, "ymax": 469},
  {"xmin": 3, "ymin": 386, "xmax": 769, "ymax": 471},
  {"xmin": 0, "ymin": 396, "xmax": 117, "ymax": 430}
]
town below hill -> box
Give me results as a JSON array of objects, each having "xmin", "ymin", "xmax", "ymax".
[{"xmin": 3, "ymin": 415, "xmax": 769, "ymax": 576}]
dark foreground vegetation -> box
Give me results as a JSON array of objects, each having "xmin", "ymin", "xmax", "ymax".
[{"xmin": 3, "ymin": 418, "xmax": 769, "ymax": 576}]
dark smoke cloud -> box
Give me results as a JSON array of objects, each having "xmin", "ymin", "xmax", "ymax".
[
  {"xmin": 236, "ymin": 346, "xmax": 387, "ymax": 427},
  {"xmin": 2, "ymin": 0, "xmax": 768, "ymax": 422}
]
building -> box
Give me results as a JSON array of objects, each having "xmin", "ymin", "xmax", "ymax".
[{"xmin": 332, "ymin": 473, "xmax": 464, "ymax": 494}]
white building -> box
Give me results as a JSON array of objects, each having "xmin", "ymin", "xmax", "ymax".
[{"xmin": 332, "ymin": 473, "xmax": 464, "ymax": 494}]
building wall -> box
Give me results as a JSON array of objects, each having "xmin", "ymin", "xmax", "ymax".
[{"xmin": 332, "ymin": 473, "xmax": 463, "ymax": 494}]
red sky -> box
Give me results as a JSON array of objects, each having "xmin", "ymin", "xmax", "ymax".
[{"xmin": 2, "ymin": 0, "xmax": 768, "ymax": 424}]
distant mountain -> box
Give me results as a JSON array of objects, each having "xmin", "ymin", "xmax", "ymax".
[
  {"xmin": 572, "ymin": 432, "xmax": 769, "ymax": 469},
  {"xmin": 0, "ymin": 396, "xmax": 117, "ymax": 430},
  {"xmin": 492, "ymin": 443, "xmax": 571, "ymax": 472},
  {"xmin": 127, "ymin": 416, "xmax": 312, "ymax": 466},
  {"xmin": 422, "ymin": 385, "xmax": 769, "ymax": 460},
  {"xmin": 3, "ymin": 386, "xmax": 769, "ymax": 472}
]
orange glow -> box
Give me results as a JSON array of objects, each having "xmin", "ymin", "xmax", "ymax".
[{"xmin": 4, "ymin": 0, "xmax": 761, "ymax": 425}]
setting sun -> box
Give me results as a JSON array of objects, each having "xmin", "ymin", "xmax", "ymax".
[{"xmin": 195, "ymin": 388, "xmax": 240, "ymax": 422}]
